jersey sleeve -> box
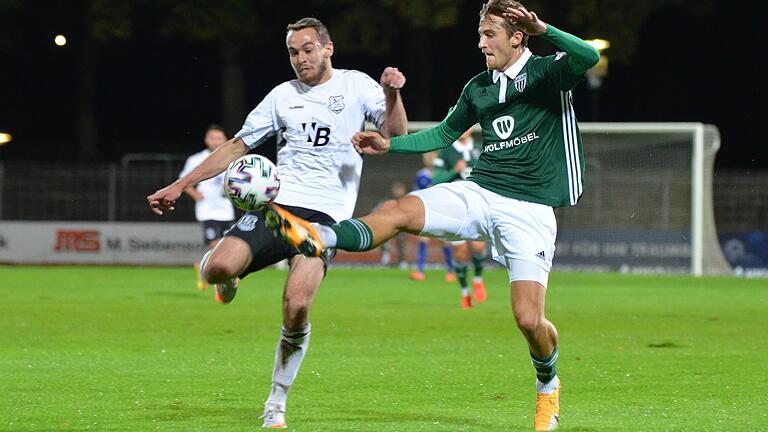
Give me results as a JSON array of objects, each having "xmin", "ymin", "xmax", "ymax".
[
  {"xmin": 539, "ymin": 25, "xmax": 600, "ymax": 91},
  {"xmin": 357, "ymin": 72, "xmax": 387, "ymax": 130},
  {"xmin": 235, "ymin": 88, "xmax": 280, "ymax": 149},
  {"xmin": 389, "ymin": 83, "xmax": 477, "ymax": 154}
]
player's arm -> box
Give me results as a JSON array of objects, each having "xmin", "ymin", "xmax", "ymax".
[
  {"xmin": 178, "ymin": 158, "xmax": 205, "ymax": 202},
  {"xmin": 378, "ymin": 67, "xmax": 408, "ymax": 138},
  {"xmin": 147, "ymin": 138, "xmax": 248, "ymax": 215},
  {"xmin": 504, "ymin": 6, "xmax": 599, "ymax": 75},
  {"xmin": 353, "ymin": 83, "xmax": 476, "ymax": 155}
]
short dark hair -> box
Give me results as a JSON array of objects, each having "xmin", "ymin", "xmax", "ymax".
[
  {"xmin": 206, "ymin": 124, "xmax": 226, "ymax": 135},
  {"xmin": 479, "ymin": 0, "xmax": 529, "ymax": 47},
  {"xmin": 286, "ymin": 17, "xmax": 331, "ymax": 45}
]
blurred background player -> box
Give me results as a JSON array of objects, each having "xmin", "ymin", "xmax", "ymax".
[
  {"xmin": 431, "ymin": 127, "xmax": 488, "ymax": 309},
  {"xmin": 410, "ymin": 151, "xmax": 456, "ymax": 282},
  {"xmin": 178, "ymin": 124, "xmax": 236, "ymax": 292},
  {"xmin": 376, "ymin": 181, "xmax": 408, "ymax": 269}
]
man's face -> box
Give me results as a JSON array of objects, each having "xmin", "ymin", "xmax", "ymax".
[
  {"xmin": 478, "ymin": 15, "xmax": 521, "ymax": 71},
  {"xmin": 204, "ymin": 129, "xmax": 226, "ymax": 150},
  {"xmin": 286, "ymin": 28, "xmax": 333, "ymax": 85}
]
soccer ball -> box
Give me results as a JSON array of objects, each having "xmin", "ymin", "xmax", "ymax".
[{"xmin": 223, "ymin": 154, "xmax": 280, "ymax": 211}]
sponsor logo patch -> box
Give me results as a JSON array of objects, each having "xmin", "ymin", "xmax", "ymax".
[
  {"xmin": 236, "ymin": 214, "xmax": 259, "ymax": 232},
  {"xmin": 492, "ymin": 115, "xmax": 515, "ymax": 139}
]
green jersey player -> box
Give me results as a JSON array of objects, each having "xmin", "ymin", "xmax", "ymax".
[
  {"xmin": 432, "ymin": 127, "xmax": 489, "ymax": 310},
  {"xmin": 266, "ymin": 1, "xmax": 598, "ymax": 430}
]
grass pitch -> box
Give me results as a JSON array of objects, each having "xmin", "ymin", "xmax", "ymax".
[{"xmin": 1, "ymin": 265, "xmax": 766, "ymax": 431}]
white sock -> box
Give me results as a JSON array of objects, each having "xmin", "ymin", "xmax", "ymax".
[
  {"xmin": 267, "ymin": 383, "xmax": 288, "ymax": 407},
  {"xmin": 312, "ymin": 223, "xmax": 337, "ymax": 247},
  {"xmin": 536, "ymin": 375, "xmax": 560, "ymax": 394},
  {"xmin": 461, "ymin": 287, "xmax": 470, "ymax": 297},
  {"xmin": 473, "ymin": 275, "xmax": 483, "ymax": 283},
  {"xmin": 267, "ymin": 323, "xmax": 311, "ymax": 406},
  {"xmin": 199, "ymin": 250, "xmax": 212, "ymax": 282}
]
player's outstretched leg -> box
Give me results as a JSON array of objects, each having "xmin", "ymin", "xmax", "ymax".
[
  {"xmin": 511, "ymin": 280, "xmax": 560, "ymax": 431},
  {"xmin": 200, "ymin": 239, "xmax": 251, "ymax": 304},
  {"xmin": 267, "ymin": 196, "xmax": 425, "ymax": 257},
  {"xmin": 265, "ymin": 204, "xmax": 324, "ymax": 257}
]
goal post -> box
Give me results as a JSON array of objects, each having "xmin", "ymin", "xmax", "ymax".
[{"xmin": 392, "ymin": 121, "xmax": 731, "ymax": 276}]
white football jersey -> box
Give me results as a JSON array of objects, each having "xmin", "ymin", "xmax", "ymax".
[
  {"xmin": 235, "ymin": 68, "xmax": 386, "ymax": 222},
  {"xmin": 179, "ymin": 149, "xmax": 236, "ymax": 222}
]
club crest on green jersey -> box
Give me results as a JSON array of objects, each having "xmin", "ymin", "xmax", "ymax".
[
  {"xmin": 492, "ymin": 115, "xmax": 515, "ymax": 139},
  {"xmin": 514, "ymin": 73, "xmax": 527, "ymax": 93}
]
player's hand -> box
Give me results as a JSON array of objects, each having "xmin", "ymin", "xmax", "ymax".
[
  {"xmin": 380, "ymin": 67, "xmax": 406, "ymax": 91},
  {"xmin": 147, "ymin": 183, "xmax": 184, "ymax": 215},
  {"xmin": 351, "ymin": 131, "xmax": 391, "ymax": 155},
  {"xmin": 503, "ymin": 6, "xmax": 547, "ymax": 35}
]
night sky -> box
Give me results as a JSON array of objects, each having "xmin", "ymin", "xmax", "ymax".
[{"xmin": 0, "ymin": 0, "xmax": 763, "ymax": 171}]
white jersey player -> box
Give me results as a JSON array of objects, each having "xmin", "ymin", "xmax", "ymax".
[
  {"xmin": 147, "ymin": 17, "xmax": 408, "ymax": 429},
  {"xmin": 178, "ymin": 125, "xmax": 236, "ymax": 291}
]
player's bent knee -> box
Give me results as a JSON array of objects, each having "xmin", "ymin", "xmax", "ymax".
[
  {"xmin": 378, "ymin": 196, "xmax": 424, "ymax": 229},
  {"xmin": 203, "ymin": 254, "xmax": 239, "ymax": 283},
  {"xmin": 283, "ymin": 294, "xmax": 312, "ymax": 315},
  {"xmin": 283, "ymin": 297, "xmax": 312, "ymax": 327},
  {"xmin": 376, "ymin": 199, "xmax": 405, "ymax": 218},
  {"xmin": 513, "ymin": 310, "xmax": 544, "ymax": 335}
]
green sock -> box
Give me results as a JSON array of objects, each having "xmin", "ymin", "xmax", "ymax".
[
  {"xmin": 455, "ymin": 263, "xmax": 468, "ymax": 289},
  {"xmin": 331, "ymin": 219, "xmax": 374, "ymax": 251},
  {"xmin": 472, "ymin": 253, "xmax": 485, "ymax": 277},
  {"xmin": 531, "ymin": 347, "xmax": 558, "ymax": 384}
]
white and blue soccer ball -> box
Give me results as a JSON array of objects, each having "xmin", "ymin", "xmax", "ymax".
[{"xmin": 223, "ymin": 154, "xmax": 280, "ymax": 212}]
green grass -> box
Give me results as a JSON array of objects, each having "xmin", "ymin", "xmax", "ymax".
[{"xmin": 1, "ymin": 266, "xmax": 767, "ymax": 431}]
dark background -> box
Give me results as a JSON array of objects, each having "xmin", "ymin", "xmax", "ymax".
[{"xmin": 0, "ymin": 0, "xmax": 763, "ymax": 171}]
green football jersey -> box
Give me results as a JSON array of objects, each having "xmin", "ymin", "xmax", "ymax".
[
  {"xmin": 432, "ymin": 141, "xmax": 481, "ymax": 185},
  {"xmin": 389, "ymin": 25, "xmax": 599, "ymax": 208}
]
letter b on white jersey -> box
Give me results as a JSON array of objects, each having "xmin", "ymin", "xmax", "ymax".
[
  {"xmin": 302, "ymin": 122, "xmax": 332, "ymax": 147},
  {"xmin": 492, "ymin": 116, "xmax": 515, "ymax": 140}
]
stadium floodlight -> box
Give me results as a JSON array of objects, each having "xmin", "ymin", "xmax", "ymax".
[
  {"xmin": 0, "ymin": 129, "xmax": 12, "ymax": 145},
  {"xmin": 584, "ymin": 39, "xmax": 609, "ymax": 92},
  {"xmin": 54, "ymin": 34, "xmax": 67, "ymax": 47},
  {"xmin": 584, "ymin": 39, "xmax": 610, "ymax": 53},
  {"xmin": 397, "ymin": 121, "xmax": 730, "ymax": 277}
]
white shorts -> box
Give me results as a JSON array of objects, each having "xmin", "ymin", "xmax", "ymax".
[{"xmin": 409, "ymin": 181, "xmax": 557, "ymax": 287}]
